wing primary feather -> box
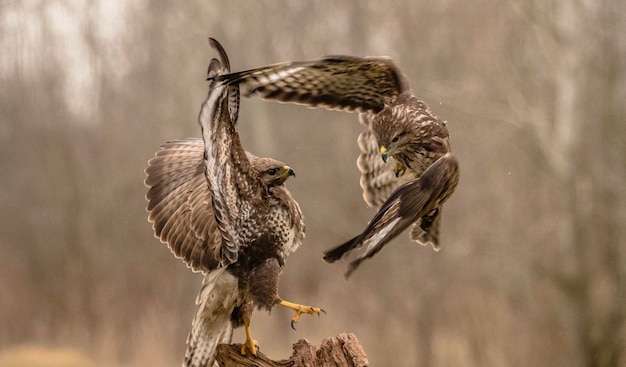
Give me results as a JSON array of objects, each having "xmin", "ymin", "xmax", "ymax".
[{"xmin": 208, "ymin": 37, "xmax": 230, "ymax": 70}]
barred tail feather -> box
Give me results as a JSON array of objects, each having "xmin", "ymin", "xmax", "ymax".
[{"xmin": 183, "ymin": 268, "xmax": 239, "ymax": 367}]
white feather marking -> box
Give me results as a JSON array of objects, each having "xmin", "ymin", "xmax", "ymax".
[
  {"xmin": 200, "ymin": 83, "xmax": 230, "ymax": 187},
  {"xmin": 362, "ymin": 217, "xmax": 401, "ymax": 256},
  {"xmin": 259, "ymin": 67, "xmax": 305, "ymax": 85}
]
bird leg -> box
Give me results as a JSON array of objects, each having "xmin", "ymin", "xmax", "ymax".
[
  {"xmin": 394, "ymin": 162, "xmax": 407, "ymax": 177},
  {"xmin": 278, "ymin": 299, "xmax": 325, "ymax": 330},
  {"xmin": 240, "ymin": 314, "xmax": 259, "ymax": 356}
]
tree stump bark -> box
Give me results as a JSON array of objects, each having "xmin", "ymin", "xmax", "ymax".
[{"xmin": 215, "ymin": 333, "xmax": 368, "ymax": 367}]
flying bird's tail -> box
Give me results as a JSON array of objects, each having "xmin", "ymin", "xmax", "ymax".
[
  {"xmin": 183, "ymin": 267, "xmax": 239, "ymax": 367},
  {"xmin": 409, "ymin": 207, "xmax": 442, "ymax": 251}
]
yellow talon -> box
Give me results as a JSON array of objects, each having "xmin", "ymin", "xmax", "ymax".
[
  {"xmin": 241, "ymin": 339, "xmax": 259, "ymax": 356},
  {"xmin": 394, "ymin": 162, "xmax": 407, "ymax": 177},
  {"xmin": 241, "ymin": 315, "xmax": 259, "ymax": 356},
  {"xmin": 279, "ymin": 300, "xmax": 325, "ymax": 330}
]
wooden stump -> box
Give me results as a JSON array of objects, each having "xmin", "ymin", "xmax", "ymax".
[{"xmin": 215, "ymin": 333, "xmax": 368, "ymax": 367}]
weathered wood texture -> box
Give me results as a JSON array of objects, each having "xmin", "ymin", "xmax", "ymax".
[{"xmin": 215, "ymin": 333, "xmax": 368, "ymax": 367}]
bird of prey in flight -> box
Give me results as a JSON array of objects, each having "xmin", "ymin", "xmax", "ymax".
[
  {"xmin": 212, "ymin": 53, "xmax": 460, "ymax": 277},
  {"xmin": 145, "ymin": 38, "xmax": 322, "ymax": 367}
]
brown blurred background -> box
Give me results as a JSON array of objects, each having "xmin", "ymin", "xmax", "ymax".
[{"xmin": 1, "ymin": 1, "xmax": 625, "ymax": 366}]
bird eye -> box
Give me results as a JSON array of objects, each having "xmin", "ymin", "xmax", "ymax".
[
  {"xmin": 268, "ymin": 168, "xmax": 277, "ymax": 175},
  {"xmin": 391, "ymin": 136, "xmax": 399, "ymax": 143}
]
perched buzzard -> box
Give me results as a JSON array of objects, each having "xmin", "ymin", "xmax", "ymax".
[
  {"xmin": 145, "ymin": 39, "xmax": 322, "ymax": 367},
  {"xmin": 212, "ymin": 55, "xmax": 459, "ymax": 276}
]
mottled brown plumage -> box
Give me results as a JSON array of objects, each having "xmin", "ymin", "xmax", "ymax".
[
  {"xmin": 214, "ymin": 53, "xmax": 459, "ymax": 276},
  {"xmin": 145, "ymin": 39, "xmax": 321, "ymax": 367}
]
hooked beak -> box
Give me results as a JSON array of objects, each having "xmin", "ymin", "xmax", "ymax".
[
  {"xmin": 285, "ymin": 166, "xmax": 295, "ymax": 178},
  {"xmin": 380, "ymin": 146, "xmax": 388, "ymax": 163}
]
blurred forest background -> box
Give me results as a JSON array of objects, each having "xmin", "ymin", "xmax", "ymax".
[{"xmin": 1, "ymin": 1, "xmax": 625, "ymax": 366}]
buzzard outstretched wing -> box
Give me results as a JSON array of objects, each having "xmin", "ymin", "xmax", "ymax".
[
  {"xmin": 215, "ymin": 55, "xmax": 409, "ymax": 113},
  {"xmin": 198, "ymin": 38, "xmax": 259, "ymax": 266},
  {"xmin": 146, "ymin": 139, "xmax": 221, "ymax": 272}
]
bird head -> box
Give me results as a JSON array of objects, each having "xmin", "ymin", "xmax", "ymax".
[
  {"xmin": 374, "ymin": 113, "xmax": 411, "ymax": 164},
  {"xmin": 252, "ymin": 157, "xmax": 296, "ymax": 187},
  {"xmin": 265, "ymin": 165, "xmax": 295, "ymax": 187}
]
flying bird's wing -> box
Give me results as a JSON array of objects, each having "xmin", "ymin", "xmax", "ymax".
[
  {"xmin": 324, "ymin": 153, "xmax": 459, "ymax": 277},
  {"xmin": 214, "ymin": 55, "xmax": 410, "ymax": 114}
]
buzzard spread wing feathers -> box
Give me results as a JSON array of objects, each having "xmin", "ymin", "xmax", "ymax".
[{"xmin": 146, "ymin": 139, "xmax": 222, "ymax": 272}]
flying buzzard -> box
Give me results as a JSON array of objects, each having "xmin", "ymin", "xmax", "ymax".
[
  {"xmin": 212, "ymin": 54, "xmax": 460, "ymax": 276},
  {"xmin": 145, "ymin": 39, "xmax": 322, "ymax": 367}
]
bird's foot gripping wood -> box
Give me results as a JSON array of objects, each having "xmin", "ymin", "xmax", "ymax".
[
  {"xmin": 241, "ymin": 316, "xmax": 259, "ymax": 357},
  {"xmin": 279, "ymin": 300, "xmax": 325, "ymax": 330},
  {"xmin": 394, "ymin": 162, "xmax": 407, "ymax": 177}
]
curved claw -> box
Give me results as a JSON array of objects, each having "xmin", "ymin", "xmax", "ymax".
[
  {"xmin": 394, "ymin": 162, "xmax": 407, "ymax": 177},
  {"xmin": 279, "ymin": 300, "xmax": 325, "ymax": 330}
]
